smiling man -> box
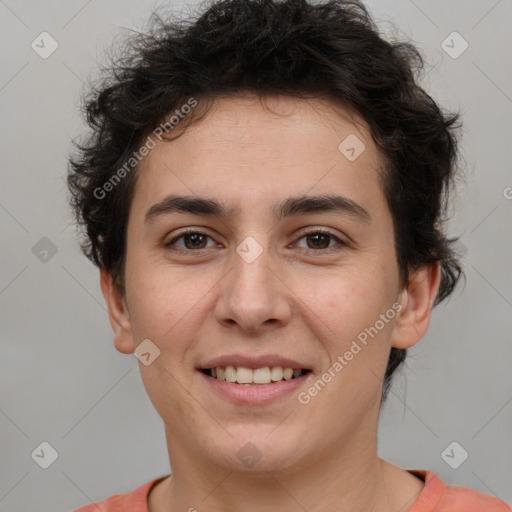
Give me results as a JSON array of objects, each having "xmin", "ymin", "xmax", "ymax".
[{"xmin": 68, "ymin": 0, "xmax": 510, "ymax": 511}]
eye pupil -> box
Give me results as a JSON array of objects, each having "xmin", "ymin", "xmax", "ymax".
[
  {"xmin": 307, "ymin": 233, "xmax": 330, "ymax": 249},
  {"xmin": 185, "ymin": 233, "xmax": 207, "ymax": 249}
]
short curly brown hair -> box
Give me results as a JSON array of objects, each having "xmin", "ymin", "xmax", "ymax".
[{"xmin": 67, "ymin": 0, "xmax": 463, "ymax": 400}]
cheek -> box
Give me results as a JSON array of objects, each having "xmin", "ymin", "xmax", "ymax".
[
  {"xmin": 306, "ymin": 263, "xmax": 398, "ymax": 353},
  {"xmin": 301, "ymin": 271, "xmax": 398, "ymax": 410},
  {"xmin": 126, "ymin": 258, "xmax": 221, "ymax": 349}
]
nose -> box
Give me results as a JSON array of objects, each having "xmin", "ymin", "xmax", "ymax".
[{"xmin": 214, "ymin": 244, "xmax": 293, "ymax": 335}]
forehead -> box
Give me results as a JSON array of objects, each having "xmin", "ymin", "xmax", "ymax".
[
  {"xmin": 131, "ymin": 94, "xmax": 386, "ymax": 219},
  {"xmin": 175, "ymin": 94, "xmax": 374, "ymax": 155}
]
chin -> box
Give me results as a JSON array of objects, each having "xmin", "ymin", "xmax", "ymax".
[{"xmin": 206, "ymin": 427, "xmax": 308, "ymax": 474}]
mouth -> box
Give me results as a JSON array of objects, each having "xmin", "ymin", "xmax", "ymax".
[
  {"xmin": 196, "ymin": 354, "xmax": 314, "ymax": 403},
  {"xmin": 198, "ymin": 366, "xmax": 312, "ymax": 385}
]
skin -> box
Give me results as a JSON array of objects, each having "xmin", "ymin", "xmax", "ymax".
[{"xmin": 100, "ymin": 94, "xmax": 441, "ymax": 512}]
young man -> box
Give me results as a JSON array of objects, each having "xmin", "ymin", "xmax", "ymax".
[{"xmin": 68, "ymin": 0, "xmax": 510, "ymax": 510}]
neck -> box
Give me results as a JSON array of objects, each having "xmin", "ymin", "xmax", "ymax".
[{"xmin": 149, "ymin": 423, "xmax": 422, "ymax": 512}]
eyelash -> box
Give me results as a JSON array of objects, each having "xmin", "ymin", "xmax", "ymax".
[{"xmin": 163, "ymin": 228, "xmax": 347, "ymax": 253}]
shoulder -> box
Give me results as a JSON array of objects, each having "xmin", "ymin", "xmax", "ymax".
[
  {"xmin": 409, "ymin": 470, "xmax": 511, "ymax": 512},
  {"xmin": 442, "ymin": 484, "xmax": 511, "ymax": 511},
  {"xmin": 73, "ymin": 475, "xmax": 169, "ymax": 512}
]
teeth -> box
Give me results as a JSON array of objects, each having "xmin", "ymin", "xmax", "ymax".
[
  {"xmin": 236, "ymin": 366, "xmax": 254, "ymax": 384},
  {"xmin": 225, "ymin": 365, "xmax": 237, "ymax": 382},
  {"xmin": 253, "ymin": 367, "xmax": 271, "ymax": 384},
  {"xmin": 283, "ymin": 368, "xmax": 293, "ymax": 380},
  {"xmin": 270, "ymin": 367, "xmax": 283, "ymax": 381},
  {"xmin": 206, "ymin": 366, "xmax": 307, "ymax": 384}
]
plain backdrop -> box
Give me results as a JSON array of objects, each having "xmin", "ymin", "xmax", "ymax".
[{"xmin": 1, "ymin": 0, "xmax": 511, "ymax": 510}]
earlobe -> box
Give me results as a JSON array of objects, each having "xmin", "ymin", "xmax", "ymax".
[
  {"xmin": 391, "ymin": 263, "xmax": 442, "ymax": 350},
  {"xmin": 99, "ymin": 268, "xmax": 136, "ymax": 354}
]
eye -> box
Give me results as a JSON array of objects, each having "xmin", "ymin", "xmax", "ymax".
[
  {"xmin": 164, "ymin": 230, "xmax": 218, "ymax": 251},
  {"xmin": 294, "ymin": 230, "xmax": 346, "ymax": 251},
  {"xmin": 163, "ymin": 228, "xmax": 347, "ymax": 253}
]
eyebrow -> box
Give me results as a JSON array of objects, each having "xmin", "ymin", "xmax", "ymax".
[{"xmin": 144, "ymin": 194, "xmax": 371, "ymax": 224}]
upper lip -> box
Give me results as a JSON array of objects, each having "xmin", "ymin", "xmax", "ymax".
[{"xmin": 198, "ymin": 354, "xmax": 311, "ymax": 370}]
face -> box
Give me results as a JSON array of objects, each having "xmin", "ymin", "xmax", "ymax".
[{"xmin": 105, "ymin": 94, "xmax": 420, "ymax": 474}]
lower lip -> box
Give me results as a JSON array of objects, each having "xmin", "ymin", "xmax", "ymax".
[{"xmin": 198, "ymin": 371, "xmax": 312, "ymax": 405}]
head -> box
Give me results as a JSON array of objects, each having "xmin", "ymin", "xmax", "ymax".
[{"xmin": 68, "ymin": 0, "xmax": 462, "ymax": 473}]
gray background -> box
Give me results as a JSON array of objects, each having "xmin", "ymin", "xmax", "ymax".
[{"xmin": 1, "ymin": 0, "xmax": 511, "ymax": 510}]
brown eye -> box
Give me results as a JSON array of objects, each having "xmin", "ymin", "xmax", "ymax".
[
  {"xmin": 164, "ymin": 231, "xmax": 215, "ymax": 250},
  {"xmin": 305, "ymin": 233, "xmax": 331, "ymax": 249},
  {"xmin": 182, "ymin": 233, "xmax": 208, "ymax": 249},
  {"xmin": 295, "ymin": 230, "xmax": 346, "ymax": 251}
]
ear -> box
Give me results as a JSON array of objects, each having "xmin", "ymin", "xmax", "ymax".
[
  {"xmin": 391, "ymin": 262, "xmax": 442, "ymax": 349},
  {"xmin": 99, "ymin": 268, "xmax": 136, "ymax": 354}
]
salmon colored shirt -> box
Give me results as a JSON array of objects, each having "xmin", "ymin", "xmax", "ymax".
[{"xmin": 73, "ymin": 470, "xmax": 511, "ymax": 511}]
